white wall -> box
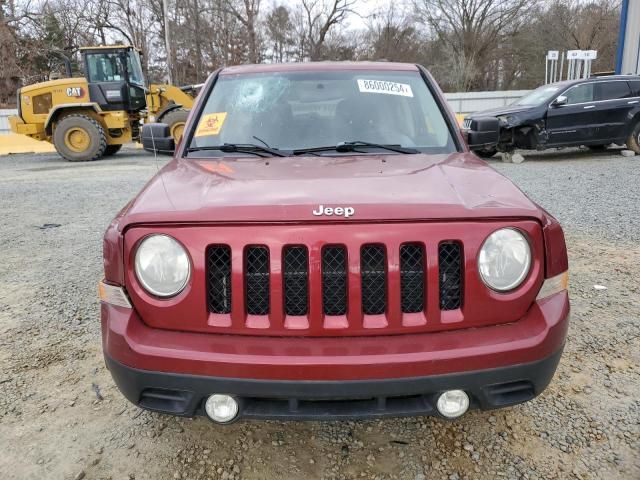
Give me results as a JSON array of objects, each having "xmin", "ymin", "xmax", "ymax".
[
  {"xmin": 0, "ymin": 109, "xmax": 17, "ymax": 135},
  {"xmin": 444, "ymin": 90, "xmax": 531, "ymax": 115}
]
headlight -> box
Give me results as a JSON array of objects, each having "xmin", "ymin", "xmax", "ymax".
[
  {"xmin": 478, "ymin": 228, "xmax": 531, "ymax": 292},
  {"xmin": 497, "ymin": 115, "xmax": 518, "ymax": 126},
  {"xmin": 134, "ymin": 234, "xmax": 190, "ymax": 297}
]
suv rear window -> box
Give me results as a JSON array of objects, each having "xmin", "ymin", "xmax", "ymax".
[
  {"xmin": 596, "ymin": 81, "xmax": 632, "ymax": 101},
  {"xmin": 188, "ymin": 70, "xmax": 457, "ymax": 154},
  {"xmin": 628, "ymin": 80, "xmax": 640, "ymax": 97}
]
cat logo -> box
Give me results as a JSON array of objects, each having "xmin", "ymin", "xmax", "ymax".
[{"xmin": 66, "ymin": 87, "xmax": 85, "ymax": 98}]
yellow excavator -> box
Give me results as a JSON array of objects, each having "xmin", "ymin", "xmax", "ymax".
[{"xmin": 9, "ymin": 45, "xmax": 196, "ymax": 161}]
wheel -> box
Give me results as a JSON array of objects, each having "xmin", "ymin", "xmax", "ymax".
[
  {"xmin": 473, "ymin": 147, "xmax": 497, "ymax": 158},
  {"xmin": 587, "ymin": 144, "xmax": 608, "ymax": 151},
  {"xmin": 160, "ymin": 108, "xmax": 189, "ymax": 143},
  {"xmin": 626, "ymin": 122, "xmax": 640, "ymax": 154},
  {"xmin": 53, "ymin": 114, "xmax": 107, "ymax": 162},
  {"xmin": 104, "ymin": 144, "xmax": 123, "ymax": 156}
]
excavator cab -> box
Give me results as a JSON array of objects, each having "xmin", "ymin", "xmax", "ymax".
[{"xmin": 80, "ymin": 46, "xmax": 147, "ymax": 112}]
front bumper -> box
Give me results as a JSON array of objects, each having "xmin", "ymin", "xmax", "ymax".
[
  {"xmin": 105, "ymin": 348, "xmax": 563, "ymax": 420},
  {"xmin": 102, "ymin": 291, "xmax": 569, "ymax": 420}
]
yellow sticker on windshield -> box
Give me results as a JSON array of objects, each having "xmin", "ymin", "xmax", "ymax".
[{"xmin": 195, "ymin": 112, "xmax": 227, "ymax": 137}]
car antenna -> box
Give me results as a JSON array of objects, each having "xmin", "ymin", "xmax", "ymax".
[{"xmin": 149, "ymin": 123, "xmax": 177, "ymax": 210}]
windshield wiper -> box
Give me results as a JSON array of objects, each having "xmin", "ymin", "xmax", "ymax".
[
  {"xmin": 187, "ymin": 143, "xmax": 287, "ymax": 157},
  {"xmin": 293, "ymin": 141, "xmax": 419, "ymax": 156}
]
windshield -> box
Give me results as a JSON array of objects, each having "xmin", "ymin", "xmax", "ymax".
[
  {"xmin": 85, "ymin": 50, "xmax": 144, "ymax": 86},
  {"xmin": 188, "ymin": 70, "xmax": 457, "ymax": 155},
  {"xmin": 513, "ymin": 85, "xmax": 562, "ymax": 106},
  {"xmin": 126, "ymin": 50, "xmax": 145, "ymax": 86}
]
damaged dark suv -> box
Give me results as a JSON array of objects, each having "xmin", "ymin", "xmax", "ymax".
[{"xmin": 465, "ymin": 75, "xmax": 640, "ymax": 157}]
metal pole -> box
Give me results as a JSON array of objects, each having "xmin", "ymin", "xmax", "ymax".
[
  {"xmin": 163, "ymin": 0, "xmax": 173, "ymax": 84},
  {"xmin": 616, "ymin": 0, "xmax": 630, "ymax": 74},
  {"xmin": 560, "ymin": 52, "xmax": 565, "ymax": 81},
  {"xmin": 545, "ymin": 59, "xmax": 548, "ymax": 84}
]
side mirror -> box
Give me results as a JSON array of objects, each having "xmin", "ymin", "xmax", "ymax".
[
  {"xmin": 465, "ymin": 117, "xmax": 500, "ymax": 150},
  {"xmin": 551, "ymin": 95, "xmax": 568, "ymax": 107},
  {"xmin": 141, "ymin": 123, "xmax": 175, "ymax": 155}
]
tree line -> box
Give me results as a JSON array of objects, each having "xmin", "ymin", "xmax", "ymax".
[{"xmin": 0, "ymin": 0, "xmax": 621, "ymax": 106}]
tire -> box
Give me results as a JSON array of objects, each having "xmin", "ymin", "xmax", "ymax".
[
  {"xmin": 53, "ymin": 114, "xmax": 107, "ymax": 162},
  {"xmin": 626, "ymin": 122, "xmax": 640, "ymax": 154},
  {"xmin": 104, "ymin": 144, "xmax": 123, "ymax": 156},
  {"xmin": 473, "ymin": 147, "xmax": 498, "ymax": 158},
  {"xmin": 159, "ymin": 108, "xmax": 189, "ymax": 143}
]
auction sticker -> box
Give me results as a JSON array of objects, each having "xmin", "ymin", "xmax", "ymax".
[
  {"xmin": 357, "ymin": 79, "xmax": 413, "ymax": 97},
  {"xmin": 195, "ymin": 112, "xmax": 228, "ymax": 137}
]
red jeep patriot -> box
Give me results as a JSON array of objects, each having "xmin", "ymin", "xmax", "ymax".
[{"xmin": 100, "ymin": 62, "xmax": 569, "ymax": 423}]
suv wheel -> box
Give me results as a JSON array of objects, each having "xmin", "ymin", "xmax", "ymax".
[{"xmin": 626, "ymin": 122, "xmax": 640, "ymax": 154}]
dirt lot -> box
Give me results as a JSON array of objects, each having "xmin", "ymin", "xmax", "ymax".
[{"xmin": 0, "ymin": 148, "xmax": 638, "ymax": 480}]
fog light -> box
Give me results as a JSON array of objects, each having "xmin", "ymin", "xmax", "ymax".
[
  {"xmin": 204, "ymin": 394, "xmax": 238, "ymax": 423},
  {"xmin": 436, "ymin": 390, "xmax": 469, "ymax": 418}
]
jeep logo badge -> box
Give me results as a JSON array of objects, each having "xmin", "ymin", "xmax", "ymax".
[{"xmin": 312, "ymin": 205, "xmax": 355, "ymax": 218}]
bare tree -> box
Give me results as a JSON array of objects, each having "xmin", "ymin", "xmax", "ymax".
[
  {"xmin": 2, "ymin": 0, "xmax": 623, "ymax": 100},
  {"xmin": 415, "ymin": 0, "xmax": 530, "ymax": 90},
  {"xmin": 299, "ymin": 0, "xmax": 355, "ymax": 60},
  {"xmin": 265, "ymin": 4, "xmax": 294, "ymax": 62},
  {"xmin": 364, "ymin": 4, "xmax": 424, "ymax": 62},
  {"xmin": 223, "ymin": 0, "xmax": 262, "ymax": 63}
]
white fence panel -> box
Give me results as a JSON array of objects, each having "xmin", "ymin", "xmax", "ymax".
[
  {"xmin": 0, "ymin": 109, "xmax": 18, "ymax": 135},
  {"xmin": 444, "ymin": 90, "xmax": 531, "ymax": 114}
]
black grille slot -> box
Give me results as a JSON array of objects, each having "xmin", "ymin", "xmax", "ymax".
[
  {"xmin": 439, "ymin": 242, "xmax": 463, "ymax": 310},
  {"xmin": 206, "ymin": 245, "xmax": 232, "ymax": 314},
  {"xmin": 245, "ymin": 247, "xmax": 270, "ymax": 315},
  {"xmin": 284, "ymin": 246, "xmax": 309, "ymax": 316},
  {"xmin": 361, "ymin": 245, "xmax": 386, "ymax": 315},
  {"xmin": 322, "ymin": 246, "xmax": 347, "ymax": 315},
  {"xmin": 485, "ymin": 381, "xmax": 535, "ymax": 406},
  {"xmin": 400, "ymin": 244, "xmax": 425, "ymax": 313}
]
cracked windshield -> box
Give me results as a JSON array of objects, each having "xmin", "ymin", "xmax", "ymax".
[{"xmin": 188, "ymin": 70, "xmax": 457, "ymax": 155}]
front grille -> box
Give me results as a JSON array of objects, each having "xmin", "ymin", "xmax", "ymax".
[
  {"xmin": 400, "ymin": 244, "xmax": 425, "ymax": 313},
  {"xmin": 245, "ymin": 246, "xmax": 270, "ymax": 315},
  {"xmin": 206, "ymin": 245, "xmax": 232, "ymax": 314},
  {"xmin": 361, "ymin": 245, "xmax": 386, "ymax": 315},
  {"xmin": 439, "ymin": 242, "xmax": 463, "ymax": 310},
  {"xmin": 284, "ymin": 246, "xmax": 309, "ymax": 316},
  {"xmin": 205, "ymin": 240, "xmax": 466, "ymax": 328},
  {"xmin": 322, "ymin": 246, "xmax": 348, "ymax": 315}
]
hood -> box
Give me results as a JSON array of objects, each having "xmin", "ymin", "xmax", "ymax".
[
  {"xmin": 118, "ymin": 153, "xmax": 543, "ymax": 228},
  {"xmin": 467, "ymin": 104, "xmax": 534, "ymax": 119}
]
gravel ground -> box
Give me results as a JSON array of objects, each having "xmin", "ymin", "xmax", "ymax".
[{"xmin": 0, "ymin": 147, "xmax": 638, "ymax": 480}]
